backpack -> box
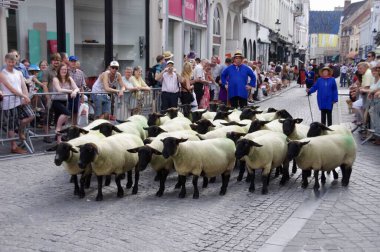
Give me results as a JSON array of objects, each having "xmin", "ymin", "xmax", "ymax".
[{"xmin": 147, "ymin": 64, "xmax": 159, "ymax": 87}]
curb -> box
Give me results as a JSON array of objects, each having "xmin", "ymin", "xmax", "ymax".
[{"xmin": 253, "ymin": 81, "xmax": 298, "ymax": 106}]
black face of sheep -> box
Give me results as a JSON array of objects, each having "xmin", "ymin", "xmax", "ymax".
[
  {"xmin": 226, "ymin": 132, "xmax": 246, "ymax": 144},
  {"xmin": 180, "ymin": 104, "xmax": 193, "ymax": 118},
  {"xmin": 191, "ymin": 109, "xmax": 207, "ymax": 123},
  {"xmin": 54, "ymin": 142, "xmax": 77, "ymax": 166},
  {"xmin": 148, "ymin": 113, "xmax": 165, "ymax": 126},
  {"xmin": 248, "ymin": 120, "xmax": 270, "ymax": 133},
  {"xmin": 307, "ymin": 122, "xmax": 333, "ymax": 137},
  {"xmin": 128, "ymin": 146, "xmax": 161, "ymax": 171},
  {"xmin": 164, "ymin": 107, "xmax": 179, "ymax": 119},
  {"xmin": 280, "ymin": 118, "xmax": 303, "ymax": 136},
  {"xmin": 144, "ymin": 126, "xmax": 167, "ymax": 138},
  {"xmin": 91, "ymin": 123, "xmax": 122, "ymax": 137},
  {"xmin": 194, "ymin": 119, "xmax": 215, "ymax": 134},
  {"xmin": 287, "ymin": 141, "xmax": 310, "ymax": 161},
  {"xmin": 243, "ymin": 105, "xmax": 260, "ymax": 111},
  {"xmin": 240, "ymin": 108, "xmax": 262, "ymax": 120},
  {"xmin": 217, "ymin": 104, "xmax": 232, "ymax": 112},
  {"xmin": 276, "ymin": 109, "xmax": 292, "ymax": 119},
  {"xmin": 214, "ymin": 111, "xmax": 232, "ymax": 121},
  {"xmin": 77, "ymin": 143, "xmax": 98, "ymax": 169},
  {"xmin": 59, "ymin": 126, "xmax": 89, "ymax": 141},
  {"xmin": 266, "ymin": 107, "xmax": 277, "ymax": 113},
  {"xmin": 161, "ymin": 137, "xmax": 188, "ymax": 159},
  {"xmin": 235, "ymin": 139, "xmax": 263, "ymax": 160}
]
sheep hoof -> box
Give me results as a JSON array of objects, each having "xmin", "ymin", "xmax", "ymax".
[
  {"xmin": 154, "ymin": 174, "xmax": 160, "ymax": 181},
  {"xmin": 333, "ymin": 172, "xmax": 339, "ymax": 180},
  {"xmin": 292, "ymin": 167, "xmax": 297, "ymax": 174},
  {"xmin": 321, "ymin": 178, "xmax": 326, "ymax": 185},
  {"xmin": 261, "ymin": 188, "xmax": 268, "ymax": 195},
  {"xmin": 178, "ymin": 192, "xmax": 186, "ymax": 198},
  {"xmin": 279, "ymin": 178, "xmax": 286, "ymax": 186},
  {"xmin": 174, "ymin": 183, "xmax": 181, "ymax": 189},
  {"xmin": 74, "ymin": 188, "xmax": 79, "ymax": 196},
  {"xmin": 342, "ymin": 180, "xmax": 349, "ymax": 187},
  {"xmin": 249, "ymin": 187, "xmax": 255, "ymax": 193},
  {"xmin": 70, "ymin": 176, "xmax": 75, "ymax": 183},
  {"xmin": 237, "ymin": 175, "xmax": 243, "ymax": 182},
  {"xmin": 209, "ymin": 177, "xmax": 216, "ymax": 183},
  {"xmin": 132, "ymin": 187, "xmax": 138, "ymax": 195},
  {"xmin": 313, "ymin": 184, "xmax": 320, "ymax": 190},
  {"xmin": 104, "ymin": 176, "xmax": 111, "ymax": 186},
  {"xmin": 301, "ymin": 182, "xmax": 308, "ymax": 189},
  {"xmin": 193, "ymin": 192, "xmax": 199, "ymax": 199},
  {"xmin": 85, "ymin": 183, "xmax": 90, "ymax": 189},
  {"xmin": 219, "ymin": 189, "xmax": 227, "ymax": 196},
  {"xmin": 245, "ymin": 175, "xmax": 252, "ymax": 183},
  {"xmin": 78, "ymin": 191, "xmax": 85, "ymax": 199},
  {"xmin": 96, "ymin": 194, "xmax": 103, "ymax": 201},
  {"xmin": 126, "ymin": 182, "xmax": 133, "ymax": 189},
  {"xmin": 117, "ymin": 190, "xmax": 124, "ymax": 198},
  {"xmin": 156, "ymin": 190, "xmax": 163, "ymax": 197}
]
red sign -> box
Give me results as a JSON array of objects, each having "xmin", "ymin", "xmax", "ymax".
[
  {"xmin": 185, "ymin": 0, "xmax": 196, "ymax": 22},
  {"xmin": 169, "ymin": 0, "xmax": 182, "ymax": 18},
  {"xmin": 47, "ymin": 40, "xmax": 57, "ymax": 53}
]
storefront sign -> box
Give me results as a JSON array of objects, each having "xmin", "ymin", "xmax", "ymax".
[
  {"xmin": 185, "ymin": 0, "xmax": 196, "ymax": 22},
  {"xmin": 169, "ymin": 0, "xmax": 182, "ymax": 18}
]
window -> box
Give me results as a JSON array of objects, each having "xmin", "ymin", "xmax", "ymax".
[{"xmin": 213, "ymin": 7, "xmax": 221, "ymax": 35}]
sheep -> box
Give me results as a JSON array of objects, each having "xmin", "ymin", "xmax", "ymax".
[
  {"xmin": 214, "ymin": 110, "xmax": 242, "ymax": 122},
  {"xmin": 158, "ymin": 137, "xmax": 236, "ymax": 198},
  {"xmin": 52, "ymin": 133, "xmax": 105, "ymax": 198},
  {"xmin": 125, "ymin": 115, "xmax": 148, "ymax": 128},
  {"xmin": 279, "ymin": 118, "xmax": 309, "ymax": 140},
  {"xmin": 76, "ymin": 133, "xmax": 144, "ymax": 201},
  {"xmin": 147, "ymin": 112, "xmax": 171, "ymax": 126},
  {"xmin": 190, "ymin": 119, "xmax": 218, "ymax": 134},
  {"xmin": 162, "ymin": 107, "xmax": 184, "ymax": 119},
  {"xmin": 128, "ymin": 130, "xmax": 200, "ymax": 197},
  {"xmin": 239, "ymin": 108, "xmax": 264, "ymax": 121},
  {"xmin": 188, "ymin": 109, "xmax": 216, "ymax": 123},
  {"xmin": 235, "ymin": 131, "xmax": 290, "ymax": 194},
  {"xmin": 144, "ymin": 119, "xmax": 192, "ymax": 137},
  {"xmin": 179, "ymin": 104, "xmax": 197, "ymax": 119},
  {"xmin": 83, "ymin": 119, "xmax": 110, "ymax": 131},
  {"xmin": 248, "ymin": 119, "xmax": 283, "ymax": 133},
  {"xmin": 116, "ymin": 121, "xmax": 147, "ymax": 140},
  {"xmin": 286, "ymin": 134, "xmax": 357, "ymax": 190},
  {"xmin": 306, "ymin": 122, "xmax": 353, "ymax": 182},
  {"xmin": 240, "ymin": 108, "xmax": 292, "ymax": 121},
  {"xmin": 197, "ymin": 125, "xmax": 247, "ymax": 140}
]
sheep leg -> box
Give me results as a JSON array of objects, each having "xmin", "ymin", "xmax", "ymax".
[
  {"xmin": 261, "ymin": 174, "xmax": 269, "ymax": 195},
  {"xmin": 192, "ymin": 175, "xmax": 199, "ymax": 199},
  {"xmin": 132, "ymin": 168, "xmax": 140, "ymax": 195},
  {"xmin": 104, "ymin": 175, "xmax": 111, "ymax": 186},
  {"xmin": 313, "ymin": 170, "xmax": 320, "ymax": 190},
  {"xmin": 249, "ymin": 172, "xmax": 255, "ymax": 193},
  {"xmin": 274, "ymin": 166, "xmax": 281, "ymax": 178},
  {"xmin": 209, "ymin": 177, "xmax": 216, "ymax": 183},
  {"xmin": 292, "ymin": 159, "xmax": 297, "ymax": 174},
  {"xmin": 70, "ymin": 175, "xmax": 75, "ymax": 183},
  {"xmin": 72, "ymin": 175, "xmax": 79, "ymax": 196},
  {"xmin": 174, "ymin": 175, "xmax": 181, "ymax": 189},
  {"xmin": 280, "ymin": 161, "xmax": 290, "ymax": 186},
  {"xmin": 178, "ymin": 175, "xmax": 187, "ymax": 198},
  {"xmin": 95, "ymin": 175, "xmax": 104, "ymax": 201},
  {"xmin": 85, "ymin": 173, "xmax": 92, "ymax": 189},
  {"xmin": 332, "ymin": 169, "xmax": 339, "ymax": 180},
  {"xmin": 245, "ymin": 172, "xmax": 253, "ymax": 182},
  {"xmin": 341, "ymin": 165, "xmax": 351, "ymax": 186},
  {"xmin": 321, "ymin": 171, "xmax": 326, "ymax": 185},
  {"xmin": 115, "ymin": 174, "xmax": 124, "ymax": 198},
  {"xmin": 78, "ymin": 173, "xmax": 86, "ymax": 199},
  {"xmin": 126, "ymin": 170, "xmax": 133, "ymax": 189},
  {"xmin": 220, "ymin": 173, "xmax": 230, "ymax": 196},
  {"xmin": 301, "ymin": 170, "xmax": 309, "ymax": 188},
  {"xmin": 156, "ymin": 170, "xmax": 169, "ymax": 197},
  {"xmin": 202, "ymin": 177, "xmax": 209, "ymax": 188},
  {"xmin": 237, "ymin": 160, "xmax": 246, "ymax": 181},
  {"xmin": 154, "ymin": 172, "xmax": 161, "ymax": 182}
]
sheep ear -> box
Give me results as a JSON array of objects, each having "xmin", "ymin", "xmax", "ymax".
[
  {"xmin": 58, "ymin": 128, "xmax": 69, "ymax": 134},
  {"xmin": 116, "ymin": 119, "xmax": 127, "ymax": 123},
  {"xmin": 300, "ymin": 141, "xmax": 310, "ymax": 146},
  {"xmin": 143, "ymin": 127, "xmax": 151, "ymax": 131},
  {"xmin": 112, "ymin": 125, "xmax": 123, "ymax": 133},
  {"xmin": 79, "ymin": 128, "xmax": 89, "ymax": 134},
  {"xmin": 158, "ymin": 113, "xmax": 166, "ymax": 117},
  {"xmin": 127, "ymin": 147, "xmax": 140, "ymax": 153},
  {"xmin": 320, "ymin": 124, "xmax": 333, "ymax": 131},
  {"xmin": 253, "ymin": 110, "xmax": 263, "ymax": 114},
  {"xmin": 250, "ymin": 140, "xmax": 263, "ymax": 148},
  {"xmin": 196, "ymin": 134, "xmax": 205, "ymax": 140},
  {"xmin": 295, "ymin": 118, "xmax": 303, "ymax": 124},
  {"xmin": 190, "ymin": 124, "xmax": 198, "ymax": 130},
  {"xmin": 261, "ymin": 120, "xmax": 271, "ymax": 126},
  {"xmin": 177, "ymin": 138, "xmax": 188, "ymax": 143},
  {"xmin": 152, "ymin": 149, "xmax": 162, "ymax": 155},
  {"xmin": 278, "ymin": 119, "xmax": 285, "ymax": 123},
  {"xmin": 70, "ymin": 147, "xmax": 79, "ymax": 153},
  {"xmin": 143, "ymin": 138, "xmax": 153, "ymax": 144},
  {"xmin": 200, "ymin": 109, "xmax": 207, "ymax": 114}
]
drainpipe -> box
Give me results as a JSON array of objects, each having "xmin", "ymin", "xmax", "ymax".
[{"xmin": 56, "ymin": 0, "xmax": 66, "ymax": 52}]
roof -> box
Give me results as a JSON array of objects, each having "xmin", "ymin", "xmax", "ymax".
[
  {"xmin": 309, "ymin": 11, "xmax": 343, "ymax": 34},
  {"xmin": 342, "ymin": 0, "xmax": 367, "ymax": 22}
]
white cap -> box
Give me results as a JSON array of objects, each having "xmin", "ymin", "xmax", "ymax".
[
  {"xmin": 110, "ymin": 61, "xmax": 119, "ymax": 67},
  {"xmin": 167, "ymin": 60, "xmax": 174, "ymax": 65}
]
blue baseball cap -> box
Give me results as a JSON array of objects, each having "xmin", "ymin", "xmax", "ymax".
[
  {"xmin": 28, "ymin": 64, "xmax": 40, "ymax": 71},
  {"xmin": 69, "ymin": 55, "xmax": 78, "ymax": 61}
]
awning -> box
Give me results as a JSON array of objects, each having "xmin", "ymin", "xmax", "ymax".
[{"xmin": 346, "ymin": 51, "xmax": 358, "ymax": 59}]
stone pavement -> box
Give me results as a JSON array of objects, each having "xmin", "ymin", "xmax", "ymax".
[{"xmin": 0, "ymin": 82, "xmax": 379, "ymax": 252}]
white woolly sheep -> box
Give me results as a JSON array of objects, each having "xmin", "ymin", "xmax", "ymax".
[
  {"xmin": 144, "ymin": 119, "xmax": 192, "ymax": 137},
  {"xmin": 158, "ymin": 137, "xmax": 236, "ymax": 198},
  {"xmin": 128, "ymin": 130, "xmax": 200, "ymax": 197},
  {"xmin": 147, "ymin": 112, "xmax": 171, "ymax": 126},
  {"xmin": 197, "ymin": 125, "xmax": 247, "ymax": 140},
  {"xmin": 287, "ymin": 134, "xmax": 357, "ymax": 190},
  {"xmin": 76, "ymin": 133, "xmax": 144, "ymax": 201},
  {"xmin": 235, "ymin": 131, "xmax": 290, "ymax": 194},
  {"xmin": 116, "ymin": 121, "xmax": 147, "ymax": 140}
]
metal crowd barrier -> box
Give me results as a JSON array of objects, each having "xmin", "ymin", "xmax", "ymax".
[
  {"xmin": 361, "ymin": 97, "xmax": 380, "ymax": 145},
  {"xmin": 1, "ymin": 88, "xmax": 163, "ymax": 155}
]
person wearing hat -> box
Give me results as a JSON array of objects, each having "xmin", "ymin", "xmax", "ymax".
[
  {"xmin": 220, "ymin": 50, "xmax": 256, "ymax": 108},
  {"xmin": 162, "ymin": 51, "xmax": 173, "ymax": 69},
  {"xmin": 306, "ymin": 67, "xmax": 338, "ymax": 126},
  {"xmin": 155, "ymin": 60, "xmax": 182, "ymax": 111},
  {"xmin": 68, "ymin": 55, "xmax": 86, "ymax": 125},
  {"xmin": 91, "ymin": 61, "xmax": 126, "ymax": 119}
]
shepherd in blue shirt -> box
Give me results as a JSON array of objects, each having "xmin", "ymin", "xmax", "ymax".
[{"xmin": 221, "ymin": 51, "xmax": 256, "ymax": 108}]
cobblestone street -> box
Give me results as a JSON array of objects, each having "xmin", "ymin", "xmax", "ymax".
[{"xmin": 1, "ymin": 83, "xmax": 379, "ymax": 252}]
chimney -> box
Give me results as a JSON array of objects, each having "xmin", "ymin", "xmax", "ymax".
[{"xmin": 344, "ymin": 0, "xmax": 351, "ymax": 10}]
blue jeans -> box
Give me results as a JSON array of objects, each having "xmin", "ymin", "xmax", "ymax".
[
  {"xmin": 340, "ymin": 73, "xmax": 347, "ymax": 86},
  {"xmin": 91, "ymin": 94, "xmax": 111, "ymax": 117}
]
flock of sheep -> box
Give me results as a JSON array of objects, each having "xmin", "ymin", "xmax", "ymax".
[{"xmin": 51, "ymin": 104, "xmax": 357, "ymax": 201}]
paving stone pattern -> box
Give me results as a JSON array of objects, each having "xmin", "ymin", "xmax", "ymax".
[{"xmin": 0, "ymin": 83, "xmax": 379, "ymax": 251}]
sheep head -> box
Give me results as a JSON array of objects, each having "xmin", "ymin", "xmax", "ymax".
[
  {"xmin": 77, "ymin": 143, "xmax": 98, "ymax": 169},
  {"xmin": 194, "ymin": 119, "xmax": 215, "ymax": 134},
  {"xmin": 127, "ymin": 146, "xmax": 161, "ymax": 172},
  {"xmin": 144, "ymin": 126, "xmax": 167, "ymax": 137},
  {"xmin": 240, "ymin": 108, "xmax": 262, "ymax": 120},
  {"xmin": 214, "ymin": 111, "xmax": 232, "ymax": 121},
  {"xmin": 279, "ymin": 118, "xmax": 303, "ymax": 136},
  {"xmin": 59, "ymin": 126, "xmax": 89, "ymax": 141},
  {"xmin": 161, "ymin": 137, "xmax": 187, "ymax": 159},
  {"xmin": 164, "ymin": 107, "xmax": 179, "ymax": 119},
  {"xmin": 148, "ymin": 112, "xmax": 165, "ymax": 126},
  {"xmin": 307, "ymin": 122, "xmax": 333, "ymax": 137},
  {"xmin": 226, "ymin": 132, "xmax": 246, "ymax": 144},
  {"xmin": 248, "ymin": 119, "xmax": 270, "ymax": 133},
  {"xmin": 275, "ymin": 109, "xmax": 292, "ymax": 119},
  {"xmin": 54, "ymin": 142, "xmax": 77, "ymax": 166},
  {"xmin": 217, "ymin": 104, "xmax": 233, "ymax": 112},
  {"xmin": 91, "ymin": 122, "xmax": 122, "ymax": 137},
  {"xmin": 235, "ymin": 139, "xmax": 263, "ymax": 160},
  {"xmin": 287, "ymin": 140, "xmax": 310, "ymax": 161},
  {"xmin": 191, "ymin": 109, "xmax": 207, "ymax": 123}
]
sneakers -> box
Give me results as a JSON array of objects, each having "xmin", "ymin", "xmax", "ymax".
[{"xmin": 11, "ymin": 146, "xmax": 27, "ymax": 154}]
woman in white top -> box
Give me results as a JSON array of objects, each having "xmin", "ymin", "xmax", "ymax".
[{"xmin": 52, "ymin": 63, "xmax": 79, "ymax": 143}]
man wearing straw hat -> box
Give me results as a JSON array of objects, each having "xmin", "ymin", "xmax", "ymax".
[
  {"xmin": 306, "ymin": 66, "xmax": 338, "ymax": 126},
  {"xmin": 221, "ymin": 50, "xmax": 256, "ymax": 108}
]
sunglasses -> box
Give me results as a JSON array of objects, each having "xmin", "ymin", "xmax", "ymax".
[
  {"xmin": 111, "ymin": 66, "xmax": 119, "ymax": 70},
  {"xmin": 367, "ymin": 55, "xmax": 373, "ymax": 58}
]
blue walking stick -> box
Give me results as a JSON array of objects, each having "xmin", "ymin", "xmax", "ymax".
[{"xmin": 307, "ymin": 93, "xmax": 314, "ymax": 122}]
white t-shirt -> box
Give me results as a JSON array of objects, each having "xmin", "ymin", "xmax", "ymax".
[
  {"xmin": 340, "ymin": 65, "xmax": 348, "ymax": 74},
  {"xmin": 0, "ymin": 68, "xmax": 23, "ymax": 110},
  {"xmin": 160, "ymin": 72, "xmax": 179, "ymax": 93},
  {"xmin": 194, "ymin": 64, "xmax": 205, "ymax": 81}
]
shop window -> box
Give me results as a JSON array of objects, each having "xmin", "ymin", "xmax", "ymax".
[
  {"xmin": 213, "ymin": 7, "xmax": 221, "ymax": 35},
  {"xmin": 190, "ymin": 27, "xmax": 201, "ymax": 56}
]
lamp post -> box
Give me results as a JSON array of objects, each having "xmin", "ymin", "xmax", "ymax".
[
  {"xmin": 372, "ymin": 28, "xmax": 378, "ymax": 49},
  {"xmin": 275, "ymin": 19, "xmax": 281, "ymax": 33}
]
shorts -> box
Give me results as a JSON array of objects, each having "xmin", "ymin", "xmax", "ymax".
[
  {"xmin": 91, "ymin": 94, "xmax": 111, "ymax": 117},
  {"xmin": 352, "ymin": 98, "xmax": 363, "ymax": 110},
  {"xmin": 18, "ymin": 104, "xmax": 35, "ymax": 120},
  {"xmin": 1, "ymin": 107, "xmax": 19, "ymax": 130},
  {"xmin": 52, "ymin": 100, "xmax": 71, "ymax": 122},
  {"xmin": 68, "ymin": 93, "xmax": 80, "ymax": 113}
]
